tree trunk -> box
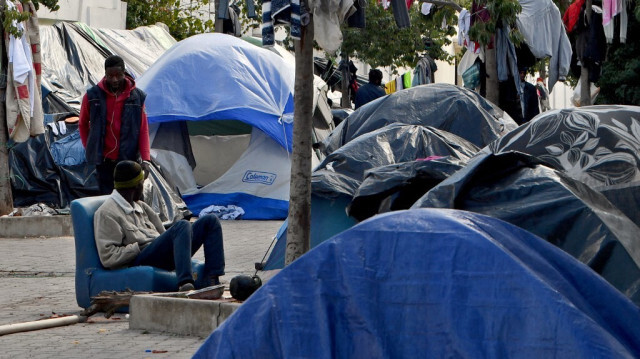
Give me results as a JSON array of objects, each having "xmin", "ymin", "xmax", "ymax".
[
  {"xmin": 0, "ymin": 26, "xmax": 13, "ymax": 216},
  {"xmin": 214, "ymin": 0, "xmax": 224, "ymax": 33},
  {"xmin": 484, "ymin": 46, "xmax": 499, "ymax": 105},
  {"xmin": 341, "ymin": 54, "xmax": 350, "ymax": 108},
  {"xmin": 580, "ymin": 0, "xmax": 593, "ymax": 106},
  {"xmin": 285, "ymin": 17, "xmax": 314, "ymax": 266},
  {"xmin": 0, "ymin": 94, "xmax": 12, "ymax": 216}
]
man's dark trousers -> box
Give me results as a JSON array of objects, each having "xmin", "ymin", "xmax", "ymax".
[{"xmin": 132, "ymin": 214, "xmax": 225, "ymax": 287}]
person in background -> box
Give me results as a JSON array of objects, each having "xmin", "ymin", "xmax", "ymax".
[
  {"xmin": 535, "ymin": 77, "xmax": 551, "ymax": 112},
  {"xmin": 79, "ymin": 55, "xmax": 151, "ymax": 195},
  {"xmin": 519, "ymin": 68, "xmax": 540, "ymax": 124},
  {"xmin": 93, "ymin": 160, "xmax": 225, "ymax": 292},
  {"xmin": 354, "ymin": 69, "xmax": 386, "ymax": 109}
]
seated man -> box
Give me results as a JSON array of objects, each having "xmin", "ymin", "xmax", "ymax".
[{"xmin": 94, "ymin": 160, "xmax": 224, "ymax": 292}]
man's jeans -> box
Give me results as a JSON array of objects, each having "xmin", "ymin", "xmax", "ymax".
[{"xmin": 132, "ymin": 214, "xmax": 225, "ymax": 287}]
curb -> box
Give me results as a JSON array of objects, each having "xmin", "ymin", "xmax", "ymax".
[
  {"xmin": 129, "ymin": 294, "xmax": 241, "ymax": 337},
  {"xmin": 0, "ymin": 215, "xmax": 73, "ymax": 238}
]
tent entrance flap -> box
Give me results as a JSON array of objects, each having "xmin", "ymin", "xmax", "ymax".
[
  {"xmin": 191, "ymin": 134, "xmax": 251, "ymax": 187},
  {"xmin": 183, "ymin": 127, "xmax": 292, "ymax": 219}
]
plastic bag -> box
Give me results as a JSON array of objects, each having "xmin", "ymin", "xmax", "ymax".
[{"xmin": 462, "ymin": 62, "xmax": 480, "ymax": 89}]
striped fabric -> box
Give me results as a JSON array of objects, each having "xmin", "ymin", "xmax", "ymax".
[{"xmin": 262, "ymin": 0, "xmax": 302, "ymax": 47}]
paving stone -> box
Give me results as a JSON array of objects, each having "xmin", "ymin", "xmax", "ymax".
[{"xmin": 0, "ymin": 219, "xmax": 283, "ymax": 358}]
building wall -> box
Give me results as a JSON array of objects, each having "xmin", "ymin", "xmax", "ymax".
[{"xmin": 36, "ymin": 0, "xmax": 127, "ymax": 29}]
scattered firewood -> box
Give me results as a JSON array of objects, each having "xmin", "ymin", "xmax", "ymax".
[{"xmin": 81, "ymin": 289, "xmax": 150, "ymax": 318}]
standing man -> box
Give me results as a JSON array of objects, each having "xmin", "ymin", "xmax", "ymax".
[
  {"xmin": 79, "ymin": 55, "xmax": 151, "ymax": 195},
  {"xmin": 354, "ymin": 69, "xmax": 386, "ymax": 109},
  {"xmin": 519, "ymin": 68, "xmax": 540, "ymax": 124},
  {"xmin": 94, "ymin": 161, "xmax": 225, "ymax": 291}
]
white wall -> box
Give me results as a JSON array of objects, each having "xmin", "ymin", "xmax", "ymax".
[{"xmin": 36, "ymin": 0, "xmax": 127, "ymax": 29}]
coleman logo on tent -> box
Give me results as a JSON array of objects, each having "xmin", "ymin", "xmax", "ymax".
[{"xmin": 242, "ymin": 171, "xmax": 276, "ymax": 185}]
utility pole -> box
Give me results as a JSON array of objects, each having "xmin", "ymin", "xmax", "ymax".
[{"xmin": 285, "ymin": 14, "xmax": 314, "ymax": 265}]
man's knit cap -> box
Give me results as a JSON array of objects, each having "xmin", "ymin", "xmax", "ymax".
[{"xmin": 113, "ymin": 160, "xmax": 143, "ymax": 189}]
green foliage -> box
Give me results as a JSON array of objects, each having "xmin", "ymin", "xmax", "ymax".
[
  {"xmin": 33, "ymin": 0, "xmax": 59, "ymax": 11},
  {"xmin": 596, "ymin": 7, "xmax": 640, "ymax": 105},
  {"xmin": 467, "ymin": 0, "xmax": 522, "ymax": 47},
  {"xmin": 2, "ymin": 0, "xmax": 59, "ymax": 38},
  {"xmin": 340, "ymin": 0, "xmax": 457, "ymax": 72},
  {"xmin": 125, "ymin": 0, "xmax": 214, "ymax": 40}
]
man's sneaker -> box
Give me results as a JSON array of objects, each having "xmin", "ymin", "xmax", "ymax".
[{"xmin": 178, "ymin": 282, "xmax": 195, "ymax": 292}]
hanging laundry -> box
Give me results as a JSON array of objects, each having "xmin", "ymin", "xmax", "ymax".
[
  {"xmin": 578, "ymin": 6, "xmax": 607, "ymax": 83},
  {"xmin": 347, "ymin": 0, "xmax": 366, "ymax": 28},
  {"xmin": 262, "ymin": 0, "xmax": 302, "ymax": 46},
  {"xmin": 391, "ymin": 0, "xmax": 411, "ymax": 28},
  {"xmin": 458, "ymin": 8, "xmax": 471, "ymax": 47},
  {"xmin": 311, "ymin": 0, "xmax": 357, "ymax": 54},
  {"xmin": 4, "ymin": 0, "xmax": 44, "ymax": 143},
  {"xmin": 516, "ymin": 0, "xmax": 571, "ymax": 92},
  {"xmin": 403, "ymin": 72, "xmax": 412, "ymax": 89},
  {"xmin": 602, "ymin": 0, "xmax": 619, "ymax": 26},
  {"xmin": 470, "ymin": 0, "xmax": 491, "ymax": 53},
  {"xmin": 385, "ymin": 80, "xmax": 396, "ymax": 94},
  {"xmin": 395, "ymin": 76, "xmax": 404, "ymax": 91},
  {"xmin": 563, "ymin": 0, "xmax": 586, "ymax": 33},
  {"xmin": 412, "ymin": 56, "xmax": 435, "ymax": 86},
  {"xmin": 421, "ymin": 2, "xmax": 433, "ymax": 15},
  {"xmin": 603, "ymin": 0, "xmax": 627, "ymax": 43}
]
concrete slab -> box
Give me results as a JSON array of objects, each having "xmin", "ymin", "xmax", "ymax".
[
  {"xmin": 0, "ymin": 215, "xmax": 73, "ymax": 238},
  {"xmin": 129, "ymin": 293, "xmax": 241, "ymax": 337}
]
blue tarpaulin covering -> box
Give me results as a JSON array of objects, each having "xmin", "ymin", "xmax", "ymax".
[{"xmin": 196, "ymin": 209, "xmax": 640, "ymax": 358}]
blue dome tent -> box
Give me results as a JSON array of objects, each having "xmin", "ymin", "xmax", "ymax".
[{"xmin": 137, "ymin": 33, "xmax": 296, "ymax": 219}]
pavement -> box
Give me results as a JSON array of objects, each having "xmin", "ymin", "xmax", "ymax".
[{"xmin": 0, "ymin": 218, "xmax": 284, "ymax": 358}]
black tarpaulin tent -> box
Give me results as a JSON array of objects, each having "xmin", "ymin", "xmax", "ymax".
[
  {"xmin": 489, "ymin": 105, "xmax": 640, "ymax": 227},
  {"xmin": 412, "ymin": 151, "xmax": 640, "ymax": 306}
]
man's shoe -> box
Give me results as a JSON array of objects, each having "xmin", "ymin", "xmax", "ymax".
[
  {"xmin": 178, "ymin": 282, "xmax": 195, "ymax": 292},
  {"xmin": 210, "ymin": 276, "xmax": 221, "ymax": 286}
]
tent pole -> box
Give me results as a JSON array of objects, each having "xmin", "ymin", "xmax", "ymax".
[{"xmin": 285, "ymin": 12, "xmax": 314, "ymax": 265}]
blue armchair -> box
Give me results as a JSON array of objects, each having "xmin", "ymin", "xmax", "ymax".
[{"xmin": 71, "ymin": 196, "xmax": 205, "ymax": 309}]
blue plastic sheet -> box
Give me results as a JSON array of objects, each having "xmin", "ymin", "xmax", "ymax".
[{"xmin": 196, "ymin": 209, "xmax": 640, "ymax": 358}]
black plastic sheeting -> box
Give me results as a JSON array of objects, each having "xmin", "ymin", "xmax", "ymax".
[
  {"xmin": 312, "ymin": 123, "xmax": 480, "ymax": 199},
  {"xmin": 10, "ymin": 22, "xmax": 188, "ymax": 222},
  {"xmin": 40, "ymin": 22, "xmax": 109, "ymax": 110},
  {"xmin": 412, "ymin": 151, "xmax": 640, "ymax": 306},
  {"xmin": 9, "ymin": 126, "xmax": 189, "ymax": 224},
  {"xmin": 320, "ymin": 83, "xmax": 518, "ymax": 155},
  {"xmin": 347, "ymin": 156, "xmax": 467, "ymax": 221},
  {"xmin": 489, "ymin": 105, "xmax": 640, "ymax": 227},
  {"xmin": 10, "ymin": 134, "xmax": 69, "ymax": 208},
  {"xmin": 39, "ymin": 22, "xmax": 173, "ymax": 112}
]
